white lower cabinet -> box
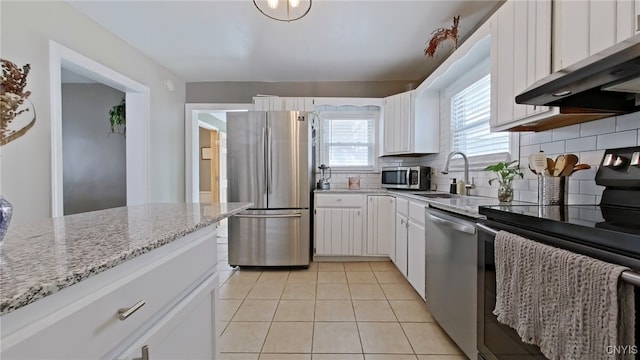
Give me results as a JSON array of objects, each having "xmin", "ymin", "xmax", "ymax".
[
  {"xmin": 314, "ymin": 194, "xmax": 366, "ymax": 256},
  {"xmin": 393, "ymin": 196, "xmax": 426, "ymax": 299},
  {"xmin": 0, "ymin": 227, "xmax": 220, "ymax": 360},
  {"xmin": 407, "ymin": 216, "xmax": 426, "ymax": 300},
  {"xmin": 366, "ymin": 195, "xmax": 396, "ymax": 257},
  {"xmin": 115, "ymin": 275, "xmax": 218, "ymax": 360}
]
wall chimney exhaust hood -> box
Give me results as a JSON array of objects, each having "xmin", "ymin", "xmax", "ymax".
[{"xmin": 516, "ymin": 33, "xmax": 640, "ymax": 115}]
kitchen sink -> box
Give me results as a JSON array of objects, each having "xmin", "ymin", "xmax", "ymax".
[{"xmin": 414, "ymin": 193, "xmax": 454, "ymax": 199}]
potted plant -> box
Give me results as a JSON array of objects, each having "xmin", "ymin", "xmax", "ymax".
[
  {"xmin": 109, "ymin": 97, "xmax": 126, "ymax": 136},
  {"xmin": 484, "ymin": 160, "xmax": 523, "ymax": 203}
]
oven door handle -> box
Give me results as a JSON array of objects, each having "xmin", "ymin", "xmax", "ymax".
[
  {"xmin": 427, "ymin": 212, "xmax": 476, "ymax": 235},
  {"xmin": 477, "ymin": 223, "xmax": 499, "ymax": 236},
  {"xmin": 406, "ymin": 169, "xmax": 411, "ymax": 186}
]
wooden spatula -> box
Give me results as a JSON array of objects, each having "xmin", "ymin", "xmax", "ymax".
[
  {"xmin": 553, "ymin": 155, "xmax": 565, "ymax": 176},
  {"xmin": 546, "ymin": 158, "xmax": 555, "ymax": 176},
  {"xmin": 560, "ymin": 154, "xmax": 579, "ymax": 176}
]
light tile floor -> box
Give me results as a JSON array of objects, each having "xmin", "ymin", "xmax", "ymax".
[{"xmin": 216, "ymin": 243, "xmax": 467, "ymax": 360}]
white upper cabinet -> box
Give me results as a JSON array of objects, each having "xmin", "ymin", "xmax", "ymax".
[
  {"xmin": 490, "ymin": 0, "xmax": 558, "ymax": 131},
  {"xmin": 381, "ymin": 90, "xmax": 439, "ymax": 156},
  {"xmin": 553, "ymin": 0, "xmax": 640, "ymax": 72},
  {"xmin": 253, "ymin": 97, "xmax": 314, "ymax": 111}
]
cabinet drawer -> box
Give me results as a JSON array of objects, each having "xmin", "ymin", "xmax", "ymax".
[
  {"xmin": 409, "ymin": 201, "xmax": 426, "ymax": 225},
  {"xmin": 396, "ymin": 197, "xmax": 409, "ymax": 216},
  {"xmin": 315, "ymin": 194, "xmax": 365, "ymax": 208},
  {"xmin": 1, "ymin": 228, "xmax": 217, "ymax": 359}
]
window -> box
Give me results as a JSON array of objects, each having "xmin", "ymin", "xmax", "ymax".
[
  {"xmin": 451, "ymin": 74, "xmax": 509, "ymax": 157},
  {"xmin": 319, "ymin": 112, "xmax": 377, "ymax": 171}
]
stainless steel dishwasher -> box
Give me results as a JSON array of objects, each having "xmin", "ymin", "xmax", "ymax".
[{"xmin": 426, "ymin": 206, "xmax": 477, "ymax": 360}]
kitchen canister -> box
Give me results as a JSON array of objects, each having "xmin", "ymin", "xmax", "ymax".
[
  {"xmin": 538, "ymin": 175, "xmax": 568, "ymax": 206},
  {"xmin": 348, "ymin": 176, "xmax": 361, "ymax": 190}
]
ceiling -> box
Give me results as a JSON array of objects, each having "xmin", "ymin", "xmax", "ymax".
[{"xmin": 69, "ymin": 0, "xmax": 501, "ymax": 83}]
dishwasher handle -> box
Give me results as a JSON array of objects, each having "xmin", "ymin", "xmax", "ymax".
[{"xmin": 427, "ymin": 212, "xmax": 476, "ymax": 235}]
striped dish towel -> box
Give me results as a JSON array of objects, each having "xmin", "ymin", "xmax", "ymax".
[{"xmin": 493, "ymin": 230, "xmax": 635, "ymax": 360}]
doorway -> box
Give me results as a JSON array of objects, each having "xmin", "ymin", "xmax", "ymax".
[
  {"xmin": 184, "ymin": 104, "xmax": 252, "ymax": 204},
  {"xmin": 50, "ymin": 41, "xmax": 150, "ymax": 217},
  {"xmin": 61, "ymin": 69, "xmax": 126, "ymax": 215}
]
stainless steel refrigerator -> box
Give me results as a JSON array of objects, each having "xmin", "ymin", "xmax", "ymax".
[{"xmin": 227, "ymin": 111, "xmax": 312, "ymax": 266}]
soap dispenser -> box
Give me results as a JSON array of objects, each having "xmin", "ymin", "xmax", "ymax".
[{"xmin": 450, "ymin": 178, "xmax": 457, "ymax": 194}]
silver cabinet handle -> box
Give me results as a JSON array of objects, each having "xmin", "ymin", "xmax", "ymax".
[
  {"xmin": 118, "ymin": 300, "xmax": 145, "ymax": 321},
  {"xmin": 235, "ymin": 213, "xmax": 302, "ymax": 219},
  {"xmin": 427, "ymin": 212, "xmax": 476, "ymax": 235},
  {"xmin": 133, "ymin": 345, "xmax": 149, "ymax": 360}
]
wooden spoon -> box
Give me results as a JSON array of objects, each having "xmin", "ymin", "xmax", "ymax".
[
  {"xmin": 553, "ymin": 155, "xmax": 566, "ymax": 176},
  {"xmin": 560, "ymin": 154, "xmax": 579, "ymax": 176},
  {"xmin": 546, "ymin": 158, "xmax": 555, "ymax": 176},
  {"xmin": 570, "ymin": 163, "xmax": 591, "ymax": 175}
]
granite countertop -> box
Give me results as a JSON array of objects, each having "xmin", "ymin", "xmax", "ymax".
[
  {"xmin": 314, "ymin": 188, "xmax": 389, "ymax": 194},
  {"xmin": 314, "ymin": 188, "xmax": 531, "ymax": 217},
  {"xmin": 390, "ymin": 191, "xmax": 532, "ymax": 218},
  {"xmin": 0, "ymin": 202, "xmax": 251, "ymax": 315}
]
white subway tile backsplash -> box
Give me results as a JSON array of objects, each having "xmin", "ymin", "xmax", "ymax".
[
  {"xmin": 580, "ymin": 118, "xmax": 616, "ymax": 137},
  {"xmin": 569, "ymin": 167, "xmax": 597, "ymax": 180},
  {"xmin": 521, "ymin": 144, "xmax": 541, "ymax": 157},
  {"xmin": 520, "ymin": 133, "xmax": 532, "ymax": 146},
  {"xmin": 616, "ymin": 112, "xmax": 640, "ymax": 131},
  {"xmin": 568, "ymin": 180, "xmax": 580, "ymax": 194},
  {"xmin": 530, "ymin": 131, "xmax": 553, "ymax": 144},
  {"xmin": 568, "ymin": 194, "xmax": 597, "ymax": 204},
  {"xmin": 520, "ymin": 190, "xmax": 538, "ymax": 203},
  {"xmin": 552, "ymin": 124, "xmax": 581, "ymax": 141},
  {"xmin": 578, "ymin": 150, "xmax": 605, "ymax": 166},
  {"xmin": 565, "ymin": 136, "xmax": 597, "ymax": 152},
  {"xmin": 597, "ymin": 130, "xmax": 637, "ymax": 149},
  {"xmin": 579, "ymin": 180, "xmax": 604, "ymax": 196},
  {"xmin": 540, "ymin": 141, "xmax": 565, "ymax": 155}
]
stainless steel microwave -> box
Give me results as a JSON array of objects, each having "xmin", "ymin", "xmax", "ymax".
[{"xmin": 381, "ymin": 166, "xmax": 430, "ymax": 190}]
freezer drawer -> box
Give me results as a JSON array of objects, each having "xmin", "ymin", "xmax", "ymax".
[{"xmin": 228, "ymin": 209, "xmax": 310, "ymax": 266}]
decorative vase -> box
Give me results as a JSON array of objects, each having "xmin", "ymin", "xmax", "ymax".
[
  {"xmin": 497, "ymin": 182, "xmax": 514, "ymax": 203},
  {"xmin": 0, "ymin": 195, "xmax": 13, "ymax": 242}
]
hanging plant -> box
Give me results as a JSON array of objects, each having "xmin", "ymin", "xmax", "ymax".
[
  {"xmin": 1, "ymin": 59, "xmax": 36, "ymax": 146},
  {"xmin": 424, "ymin": 15, "xmax": 460, "ymax": 58},
  {"xmin": 109, "ymin": 97, "xmax": 126, "ymax": 137}
]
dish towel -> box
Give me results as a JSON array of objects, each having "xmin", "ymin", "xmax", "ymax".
[{"xmin": 493, "ymin": 230, "xmax": 636, "ymax": 360}]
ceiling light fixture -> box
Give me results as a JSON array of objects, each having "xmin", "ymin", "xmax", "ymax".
[{"xmin": 253, "ymin": 0, "xmax": 312, "ymax": 22}]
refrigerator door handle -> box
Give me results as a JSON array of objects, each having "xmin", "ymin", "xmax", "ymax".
[
  {"xmin": 234, "ymin": 213, "xmax": 302, "ymax": 219},
  {"xmin": 262, "ymin": 126, "xmax": 268, "ymax": 194},
  {"xmin": 267, "ymin": 126, "xmax": 272, "ymax": 194}
]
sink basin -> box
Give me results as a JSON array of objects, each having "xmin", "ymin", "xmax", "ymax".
[{"xmin": 414, "ymin": 193, "xmax": 454, "ymax": 199}]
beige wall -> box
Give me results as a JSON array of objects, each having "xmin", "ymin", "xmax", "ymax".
[
  {"xmin": 186, "ymin": 81, "xmax": 416, "ymax": 103},
  {"xmin": 1, "ymin": 1, "xmax": 186, "ymax": 223}
]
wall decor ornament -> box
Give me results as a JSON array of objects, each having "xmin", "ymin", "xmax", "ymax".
[
  {"xmin": 0, "ymin": 58, "xmax": 35, "ymax": 242},
  {"xmin": 424, "ymin": 15, "xmax": 460, "ymax": 58},
  {"xmin": 1, "ymin": 59, "xmax": 35, "ymax": 146}
]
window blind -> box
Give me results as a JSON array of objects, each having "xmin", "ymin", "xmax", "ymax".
[
  {"xmin": 320, "ymin": 114, "xmax": 376, "ymax": 169},
  {"xmin": 451, "ymin": 74, "xmax": 509, "ymax": 156}
]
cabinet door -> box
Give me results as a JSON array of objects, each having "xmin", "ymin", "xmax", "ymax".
[
  {"xmin": 383, "ymin": 96, "xmax": 396, "ymax": 154},
  {"xmin": 491, "ymin": 1, "xmax": 515, "ymax": 128},
  {"xmin": 590, "ymin": 0, "xmax": 617, "ymax": 55},
  {"xmin": 315, "ymin": 208, "xmax": 363, "ymax": 256},
  {"xmin": 554, "ymin": 0, "xmax": 589, "ymax": 71},
  {"xmin": 254, "ymin": 97, "xmax": 268, "ymax": 111},
  {"xmin": 399, "ymin": 92, "xmax": 412, "ymax": 153},
  {"xmin": 395, "ymin": 214, "xmax": 408, "ymax": 277},
  {"xmin": 407, "ymin": 220, "xmax": 426, "ymax": 299},
  {"xmin": 115, "ymin": 275, "xmax": 218, "ymax": 360},
  {"xmin": 366, "ymin": 196, "xmax": 396, "ymax": 256}
]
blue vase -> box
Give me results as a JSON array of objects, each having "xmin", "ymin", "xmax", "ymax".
[{"xmin": 0, "ymin": 196, "xmax": 13, "ymax": 242}]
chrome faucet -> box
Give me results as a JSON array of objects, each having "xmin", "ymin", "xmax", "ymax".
[{"xmin": 441, "ymin": 151, "xmax": 475, "ymax": 196}]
